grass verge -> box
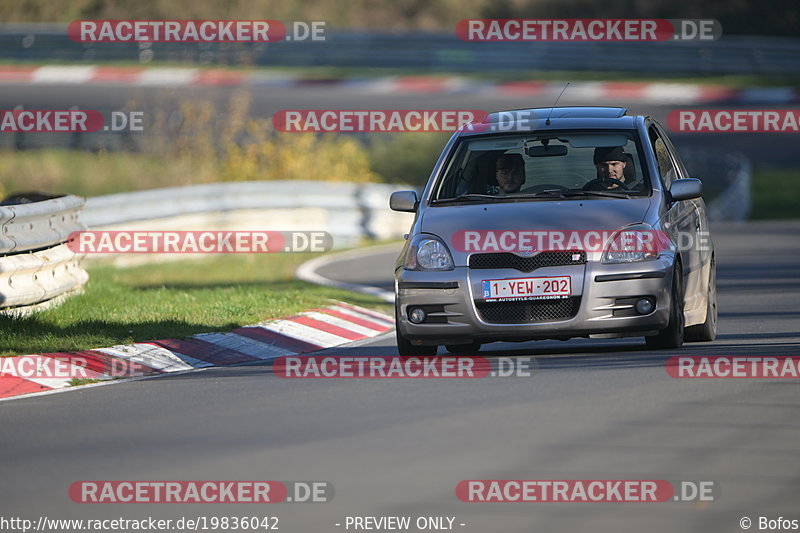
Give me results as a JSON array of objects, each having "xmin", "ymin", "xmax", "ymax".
[
  {"xmin": 0, "ymin": 252, "xmax": 391, "ymax": 357},
  {"xmin": 750, "ymin": 168, "xmax": 800, "ymax": 219}
]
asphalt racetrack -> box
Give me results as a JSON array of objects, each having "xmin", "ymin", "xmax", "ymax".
[{"xmin": 2, "ymin": 220, "xmax": 799, "ymax": 532}]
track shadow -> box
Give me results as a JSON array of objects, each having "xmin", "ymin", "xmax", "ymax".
[{"xmin": 0, "ymin": 316, "xmax": 242, "ymax": 355}]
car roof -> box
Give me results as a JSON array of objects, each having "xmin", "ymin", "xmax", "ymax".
[{"xmin": 460, "ymin": 106, "xmax": 644, "ymax": 137}]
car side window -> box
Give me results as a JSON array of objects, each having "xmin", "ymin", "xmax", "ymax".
[{"xmin": 649, "ymin": 126, "xmax": 679, "ymax": 188}]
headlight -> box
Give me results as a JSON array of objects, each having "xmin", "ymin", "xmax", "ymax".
[
  {"xmin": 602, "ymin": 224, "xmax": 661, "ymax": 264},
  {"xmin": 406, "ymin": 235, "xmax": 454, "ymax": 271}
]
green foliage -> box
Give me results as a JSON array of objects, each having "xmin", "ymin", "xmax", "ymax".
[
  {"xmin": 750, "ymin": 168, "xmax": 800, "ymax": 219},
  {"xmin": 366, "ymin": 132, "xmax": 450, "ymax": 186},
  {"xmin": 0, "ymin": 91, "xmax": 379, "ymax": 197}
]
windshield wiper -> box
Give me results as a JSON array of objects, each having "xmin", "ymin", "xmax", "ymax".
[
  {"xmin": 562, "ymin": 189, "xmax": 631, "ymax": 199},
  {"xmin": 431, "ymin": 193, "xmax": 499, "ymax": 204},
  {"xmin": 432, "ymin": 189, "xmax": 631, "ymax": 204},
  {"xmin": 523, "ymin": 190, "xmax": 567, "ymax": 198},
  {"xmin": 433, "ymin": 191, "xmax": 568, "ymax": 204}
]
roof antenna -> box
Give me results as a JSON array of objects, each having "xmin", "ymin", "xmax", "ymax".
[{"xmin": 546, "ymin": 82, "xmax": 570, "ymax": 126}]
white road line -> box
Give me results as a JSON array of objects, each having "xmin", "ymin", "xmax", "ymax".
[
  {"xmin": 295, "ymin": 245, "xmax": 396, "ymax": 303},
  {"xmin": 259, "ymin": 320, "xmax": 350, "ymax": 348},
  {"xmin": 643, "ymin": 83, "xmax": 702, "ymax": 104},
  {"xmin": 0, "ymin": 367, "xmax": 209, "ymax": 403},
  {"xmin": 192, "ymin": 332, "xmax": 294, "ymax": 360},
  {"xmin": 332, "ymin": 305, "xmax": 394, "ymax": 328},
  {"xmin": 136, "ymin": 68, "xmax": 198, "ymax": 86},
  {"xmin": 32, "ymin": 66, "xmax": 96, "ymax": 84},
  {"xmin": 94, "ymin": 343, "xmax": 198, "ymax": 372},
  {"xmin": 304, "ymin": 311, "xmax": 380, "ymax": 336}
]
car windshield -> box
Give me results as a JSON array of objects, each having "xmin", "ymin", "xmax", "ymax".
[{"xmin": 432, "ymin": 131, "xmax": 649, "ymax": 203}]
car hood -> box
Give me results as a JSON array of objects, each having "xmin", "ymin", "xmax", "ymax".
[{"xmin": 420, "ymin": 197, "xmax": 653, "ymax": 262}]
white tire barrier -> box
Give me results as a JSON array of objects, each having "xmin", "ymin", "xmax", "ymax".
[{"xmin": 0, "ymin": 195, "xmax": 88, "ymax": 314}]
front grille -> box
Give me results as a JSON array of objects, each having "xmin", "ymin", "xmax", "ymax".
[
  {"xmin": 475, "ymin": 297, "xmax": 581, "ymax": 324},
  {"xmin": 469, "ymin": 251, "xmax": 586, "ymax": 272}
]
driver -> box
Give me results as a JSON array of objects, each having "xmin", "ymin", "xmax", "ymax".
[
  {"xmin": 495, "ymin": 153, "xmax": 525, "ymax": 194},
  {"xmin": 593, "ymin": 146, "xmax": 627, "ymax": 189}
]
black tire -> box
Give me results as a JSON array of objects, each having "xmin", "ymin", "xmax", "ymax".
[
  {"xmin": 645, "ymin": 263, "xmax": 685, "ymax": 350},
  {"xmin": 395, "ymin": 306, "xmax": 438, "ymax": 356},
  {"xmin": 685, "ymin": 255, "xmax": 717, "ymax": 342},
  {"xmin": 445, "ymin": 342, "xmax": 482, "ymax": 354}
]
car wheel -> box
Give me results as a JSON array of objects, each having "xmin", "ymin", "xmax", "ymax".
[
  {"xmin": 685, "ymin": 255, "xmax": 717, "ymax": 342},
  {"xmin": 395, "ymin": 305, "xmax": 438, "ymax": 356},
  {"xmin": 645, "ymin": 263, "xmax": 685, "ymax": 350},
  {"xmin": 445, "ymin": 342, "xmax": 482, "ymax": 354}
]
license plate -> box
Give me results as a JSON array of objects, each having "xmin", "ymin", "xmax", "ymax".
[{"xmin": 481, "ymin": 276, "xmax": 571, "ymax": 301}]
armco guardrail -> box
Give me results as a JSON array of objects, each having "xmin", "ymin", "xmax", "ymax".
[
  {"xmin": 0, "ymin": 194, "xmax": 88, "ymax": 314},
  {"xmin": 82, "ymin": 181, "xmax": 416, "ymax": 247},
  {"xmin": 0, "ymin": 24, "xmax": 798, "ymax": 76},
  {"xmin": 0, "ymin": 194, "xmax": 85, "ymax": 253}
]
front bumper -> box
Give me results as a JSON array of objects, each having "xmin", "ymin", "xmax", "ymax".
[{"xmin": 395, "ymin": 256, "xmax": 674, "ymax": 345}]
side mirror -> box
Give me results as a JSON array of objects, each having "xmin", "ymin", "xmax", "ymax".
[
  {"xmin": 669, "ymin": 178, "xmax": 703, "ymax": 201},
  {"xmin": 389, "ymin": 190, "xmax": 419, "ymax": 212}
]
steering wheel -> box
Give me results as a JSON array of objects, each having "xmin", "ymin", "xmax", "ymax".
[
  {"xmin": 523, "ymin": 183, "xmax": 570, "ymax": 194},
  {"xmin": 582, "ymin": 178, "xmax": 631, "ymax": 191}
]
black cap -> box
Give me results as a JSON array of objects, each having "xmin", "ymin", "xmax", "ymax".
[
  {"xmin": 593, "ymin": 146, "xmax": 626, "ymax": 164},
  {"xmin": 496, "ymin": 153, "xmax": 525, "ymax": 169}
]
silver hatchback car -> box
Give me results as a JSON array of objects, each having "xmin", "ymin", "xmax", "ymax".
[{"xmin": 390, "ymin": 107, "xmax": 717, "ymax": 355}]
